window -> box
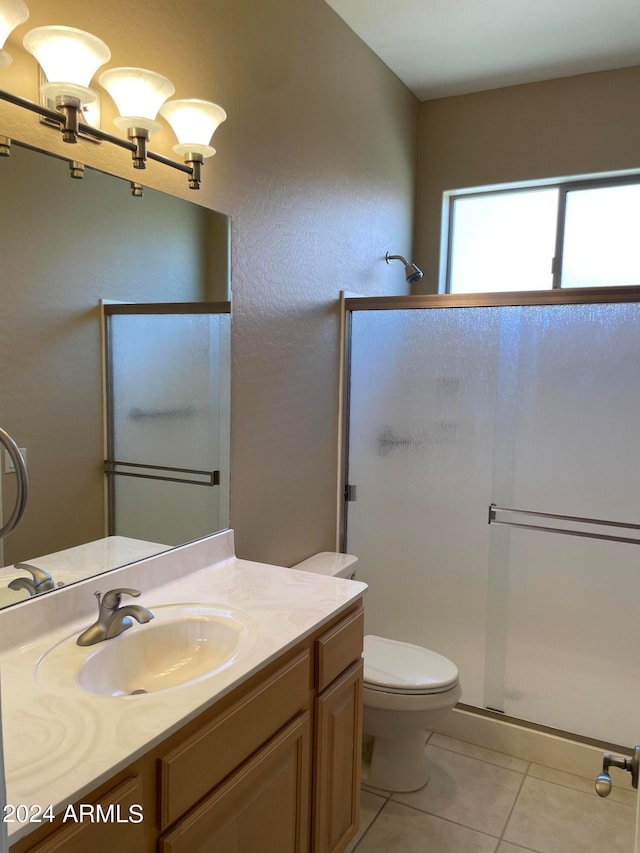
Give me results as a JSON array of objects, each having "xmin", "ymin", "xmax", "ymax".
[{"xmin": 444, "ymin": 176, "xmax": 640, "ymax": 294}]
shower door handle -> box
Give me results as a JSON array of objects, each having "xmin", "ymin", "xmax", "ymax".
[{"xmin": 595, "ymin": 746, "xmax": 640, "ymax": 796}]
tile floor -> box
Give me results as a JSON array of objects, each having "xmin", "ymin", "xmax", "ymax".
[{"xmin": 347, "ymin": 733, "xmax": 636, "ymax": 853}]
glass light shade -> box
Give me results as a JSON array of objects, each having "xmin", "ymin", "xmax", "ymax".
[
  {"xmin": 99, "ymin": 67, "xmax": 175, "ymax": 134},
  {"xmin": 160, "ymin": 98, "xmax": 227, "ymax": 158},
  {"xmin": 23, "ymin": 25, "xmax": 110, "ymax": 104},
  {"xmin": 0, "ymin": 0, "xmax": 29, "ymax": 67}
]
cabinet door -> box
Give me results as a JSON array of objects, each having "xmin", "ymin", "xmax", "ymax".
[
  {"xmin": 160, "ymin": 713, "xmax": 310, "ymax": 853},
  {"xmin": 18, "ymin": 776, "xmax": 145, "ymax": 853},
  {"xmin": 313, "ymin": 660, "xmax": 363, "ymax": 853}
]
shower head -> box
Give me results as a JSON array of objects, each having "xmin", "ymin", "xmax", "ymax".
[{"xmin": 385, "ymin": 252, "xmax": 424, "ymax": 285}]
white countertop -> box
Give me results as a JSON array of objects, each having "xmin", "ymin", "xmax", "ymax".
[
  {"xmin": 0, "ymin": 536, "xmax": 170, "ymax": 608},
  {"xmin": 0, "ymin": 535, "xmax": 366, "ymax": 843}
]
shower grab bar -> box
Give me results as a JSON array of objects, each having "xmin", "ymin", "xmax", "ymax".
[
  {"xmin": 488, "ymin": 504, "xmax": 640, "ymax": 546},
  {"xmin": 0, "ymin": 427, "xmax": 28, "ymax": 540},
  {"xmin": 104, "ymin": 460, "xmax": 219, "ymax": 487},
  {"xmin": 128, "ymin": 406, "xmax": 196, "ymax": 420}
]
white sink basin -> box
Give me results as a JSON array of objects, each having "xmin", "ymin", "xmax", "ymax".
[{"xmin": 36, "ymin": 604, "xmax": 256, "ymax": 697}]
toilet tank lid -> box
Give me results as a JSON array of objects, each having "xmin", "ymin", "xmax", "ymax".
[
  {"xmin": 292, "ymin": 552, "xmax": 359, "ymax": 578},
  {"xmin": 364, "ymin": 635, "xmax": 459, "ymax": 692}
]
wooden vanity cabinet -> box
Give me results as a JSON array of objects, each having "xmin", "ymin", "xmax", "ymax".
[{"xmin": 10, "ymin": 600, "xmax": 364, "ymax": 853}]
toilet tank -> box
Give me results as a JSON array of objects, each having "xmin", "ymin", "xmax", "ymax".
[{"xmin": 292, "ymin": 552, "xmax": 359, "ymax": 579}]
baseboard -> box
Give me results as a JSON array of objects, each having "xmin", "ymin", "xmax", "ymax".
[{"xmin": 429, "ymin": 705, "xmax": 635, "ymax": 791}]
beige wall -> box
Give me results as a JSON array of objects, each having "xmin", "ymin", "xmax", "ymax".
[
  {"xmin": 0, "ymin": 0, "xmax": 419, "ymax": 565},
  {"xmin": 414, "ymin": 66, "xmax": 640, "ymax": 293}
]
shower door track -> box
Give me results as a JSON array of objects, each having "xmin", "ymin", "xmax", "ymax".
[{"xmin": 344, "ymin": 285, "xmax": 640, "ymax": 312}]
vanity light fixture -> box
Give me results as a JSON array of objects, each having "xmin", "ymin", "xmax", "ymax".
[
  {"xmin": 0, "ymin": 0, "xmax": 28, "ymax": 67},
  {"xmin": 23, "ymin": 25, "xmax": 110, "ymax": 142},
  {"xmin": 99, "ymin": 67, "xmax": 175, "ymax": 169},
  {"xmin": 160, "ymin": 98, "xmax": 227, "ymax": 190},
  {"xmin": 0, "ymin": 8, "xmax": 226, "ymax": 190}
]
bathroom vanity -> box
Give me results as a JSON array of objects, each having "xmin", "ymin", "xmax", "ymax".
[{"xmin": 0, "ymin": 531, "xmax": 366, "ymax": 853}]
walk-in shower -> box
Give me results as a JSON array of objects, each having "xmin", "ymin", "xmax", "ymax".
[{"xmin": 343, "ymin": 287, "xmax": 640, "ymax": 750}]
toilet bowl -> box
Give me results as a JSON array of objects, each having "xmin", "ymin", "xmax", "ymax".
[{"xmin": 293, "ymin": 552, "xmax": 461, "ymax": 793}]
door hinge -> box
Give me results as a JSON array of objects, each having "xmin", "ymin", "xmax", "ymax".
[{"xmin": 344, "ymin": 484, "xmax": 357, "ymax": 502}]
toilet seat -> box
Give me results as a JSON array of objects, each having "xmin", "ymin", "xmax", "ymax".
[{"xmin": 364, "ymin": 635, "xmax": 459, "ymax": 695}]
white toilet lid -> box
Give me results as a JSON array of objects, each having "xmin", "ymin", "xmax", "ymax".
[{"xmin": 364, "ymin": 635, "xmax": 459, "ymax": 693}]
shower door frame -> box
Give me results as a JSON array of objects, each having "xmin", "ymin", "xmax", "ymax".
[
  {"xmin": 340, "ymin": 283, "xmax": 640, "ymax": 751},
  {"xmin": 102, "ymin": 300, "xmax": 231, "ymax": 538}
]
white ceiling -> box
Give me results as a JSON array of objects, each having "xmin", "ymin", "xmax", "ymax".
[{"xmin": 324, "ymin": 0, "xmax": 640, "ymax": 100}]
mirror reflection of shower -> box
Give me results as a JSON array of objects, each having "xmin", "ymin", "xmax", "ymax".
[{"xmin": 385, "ymin": 251, "xmax": 424, "ymax": 284}]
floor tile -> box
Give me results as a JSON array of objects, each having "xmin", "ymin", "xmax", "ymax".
[
  {"xmin": 430, "ymin": 733, "xmax": 529, "ymax": 773},
  {"xmin": 355, "ymin": 801, "xmax": 499, "ymax": 853},
  {"xmin": 527, "ymin": 763, "xmax": 635, "ymax": 805},
  {"xmin": 497, "ymin": 844, "xmax": 538, "ymax": 852},
  {"xmin": 344, "ymin": 790, "xmax": 386, "ymax": 853},
  {"xmin": 503, "ymin": 776, "xmax": 634, "ymax": 853},
  {"xmin": 393, "ymin": 745, "xmax": 524, "ymax": 836}
]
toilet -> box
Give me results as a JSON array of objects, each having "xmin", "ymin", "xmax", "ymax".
[{"xmin": 293, "ymin": 552, "xmax": 461, "ymax": 793}]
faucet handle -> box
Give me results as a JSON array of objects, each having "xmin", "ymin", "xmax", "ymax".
[
  {"xmin": 101, "ymin": 587, "xmax": 142, "ymax": 609},
  {"xmin": 12, "ymin": 563, "xmax": 56, "ymax": 595},
  {"xmin": 15, "ymin": 562, "xmax": 53, "ymax": 588}
]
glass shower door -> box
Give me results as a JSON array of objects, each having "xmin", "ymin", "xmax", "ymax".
[
  {"xmin": 346, "ymin": 307, "xmax": 503, "ymax": 706},
  {"xmin": 486, "ymin": 302, "xmax": 640, "ymax": 744},
  {"xmin": 105, "ymin": 306, "xmax": 230, "ymax": 546},
  {"xmin": 346, "ymin": 298, "xmax": 640, "ymax": 746}
]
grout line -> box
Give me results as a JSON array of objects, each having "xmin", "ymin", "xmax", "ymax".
[
  {"xmin": 361, "ymin": 782, "xmax": 393, "ymax": 799},
  {"xmin": 425, "ymin": 742, "xmax": 528, "ymax": 777},
  {"xmin": 498, "ymin": 769, "xmax": 529, "ymax": 845},
  {"xmin": 351, "ymin": 796, "xmax": 390, "ymax": 851},
  {"xmin": 430, "ymin": 733, "xmax": 530, "ymax": 771},
  {"xmin": 522, "ymin": 771, "xmax": 636, "ymax": 807},
  {"xmin": 386, "ymin": 797, "xmax": 502, "ymax": 841}
]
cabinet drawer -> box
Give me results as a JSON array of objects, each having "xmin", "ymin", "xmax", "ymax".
[
  {"xmin": 160, "ymin": 650, "xmax": 310, "ymax": 829},
  {"xmin": 23, "ymin": 776, "xmax": 144, "ymax": 853},
  {"xmin": 160, "ymin": 713, "xmax": 310, "ymax": 853},
  {"xmin": 315, "ymin": 607, "xmax": 364, "ymax": 692}
]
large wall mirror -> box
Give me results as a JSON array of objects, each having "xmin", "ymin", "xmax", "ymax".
[{"xmin": 0, "ymin": 138, "xmax": 231, "ymax": 608}]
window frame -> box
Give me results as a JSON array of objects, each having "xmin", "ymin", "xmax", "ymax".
[{"xmin": 440, "ymin": 172, "xmax": 640, "ymax": 294}]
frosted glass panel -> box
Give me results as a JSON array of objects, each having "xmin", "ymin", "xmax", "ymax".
[
  {"xmin": 499, "ymin": 525, "xmax": 640, "ymax": 745},
  {"xmin": 506, "ymin": 303, "xmax": 640, "ymax": 519},
  {"xmin": 347, "ymin": 308, "xmax": 502, "ymax": 706},
  {"xmin": 490, "ymin": 302, "xmax": 640, "ymax": 743},
  {"xmin": 347, "ymin": 300, "xmax": 640, "ymax": 744},
  {"xmin": 563, "ymin": 184, "xmax": 640, "ymax": 288},
  {"xmin": 450, "ymin": 189, "xmax": 557, "ymax": 293},
  {"xmin": 113, "ymin": 476, "xmax": 221, "ymax": 546},
  {"xmin": 108, "ymin": 312, "xmax": 228, "ymax": 544}
]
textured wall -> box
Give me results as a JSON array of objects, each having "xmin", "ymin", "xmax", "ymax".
[
  {"xmin": 414, "ymin": 66, "xmax": 640, "ymax": 293},
  {"xmin": 0, "ymin": 0, "xmax": 419, "ymax": 565}
]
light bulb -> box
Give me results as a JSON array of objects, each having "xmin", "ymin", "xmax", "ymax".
[
  {"xmin": 160, "ymin": 98, "xmax": 227, "ymax": 158},
  {"xmin": 99, "ymin": 67, "xmax": 175, "ymax": 134},
  {"xmin": 0, "ymin": 0, "xmax": 29, "ymax": 68}
]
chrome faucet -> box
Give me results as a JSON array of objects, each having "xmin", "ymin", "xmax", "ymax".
[
  {"xmin": 8, "ymin": 563, "xmax": 57, "ymax": 597},
  {"xmin": 76, "ymin": 587, "xmax": 154, "ymax": 646}
]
